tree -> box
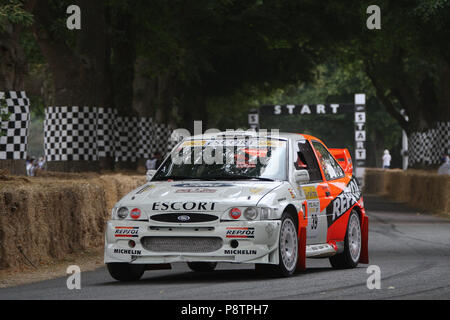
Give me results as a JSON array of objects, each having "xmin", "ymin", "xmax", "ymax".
[
  {"xmin": 28, "ymin": 0, "xmax": 113, "ymax": 172},
  {"xmin": 0, "ymin": 0, "xmax": 33, "ymax": 175}
]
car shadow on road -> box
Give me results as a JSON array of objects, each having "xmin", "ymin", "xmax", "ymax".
[{"xmin": 96, "ymin": 266, "xmax": 336, "ymax": 287}]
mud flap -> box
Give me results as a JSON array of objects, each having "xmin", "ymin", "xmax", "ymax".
[
  {"xmin": 359, "ymin": 215, "xmax": 369, "ymax": 264},
  {"xmin": 296, "ymin": 226, "xmax": 307, "ymax": 271}
]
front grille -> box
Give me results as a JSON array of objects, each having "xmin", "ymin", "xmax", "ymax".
[
  {"xmin": 141, "ymin": 236, "xmax": 223, "ymax": 253},
  {"xmin": 150, "ymin": 213, "xmax": 218, "ymax": 223}
]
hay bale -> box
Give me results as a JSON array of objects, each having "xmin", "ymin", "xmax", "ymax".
[
  {"xmin": 363, "ymin": 169, "xmax": 450, "ymax": 215},
  {"xmin": 0, "ymin": 174, "xmax": 146, "ymax": 270}
]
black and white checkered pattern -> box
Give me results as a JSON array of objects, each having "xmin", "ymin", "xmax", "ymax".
[
  {"xmin": 97, "ymin": 108, "xmax": 118, "ymax": 158},
  {"xmin": 114, "ymin": 116, "xmax": 140, "ymax": 162},
  {"xmin": 44, "ymin": 106, "xmax": 98, "ymax": 161},
  {"xmin": 138, "ymin": 117, "xmax": 153, "ymax": 159},
  {"xmin": 44, "ymin": 106, "xmax": 176, "ymax": 163},
  {"xmin": 409, "ymin": 122, "xmax": 450, "ymax": 166},
  {"xmin": 152, "ymin": 122, "xmax": 172, "ymax": 155},
  {"xmin": 0, "ymin": 91, "xmax": 30, "ymax": 160}
]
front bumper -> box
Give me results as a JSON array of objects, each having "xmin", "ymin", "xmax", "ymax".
[{"xmin": 104, "ymin": 219, "xmax": 281, "ymax": 265}]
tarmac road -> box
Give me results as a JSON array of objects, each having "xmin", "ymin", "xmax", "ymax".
[{"xmin": 1, "ymin": 195, "xmax": 449, "ymax": 300}]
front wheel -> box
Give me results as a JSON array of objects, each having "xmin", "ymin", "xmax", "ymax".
[
  {"xmin": 107, "ymin": 263, "xmax": 145, "ymax": 282},
  {"xmin": 187, "ymin": 262, "xmax": 218, "ymax": 272},
  {"xmin": 256, "ymin": 213, "xmax": 298, "ymax": 277},
  {"xmin": 329, "ymin": 210, "xmax": 361, "ymax": 269}
]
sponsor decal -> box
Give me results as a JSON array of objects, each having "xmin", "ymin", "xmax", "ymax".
[
  {"xmin": 226, "ymin": 227, "xmax": 255, "ymax": 239},
  {"xmin": 224, "ymin": 249, "xmax": 257, "ymax": 255},
  {"xmin": 136, "ymin": 184, "xmax": 155, "ymax": 194},
  {"xmin": 243, "ymin": 148, "xmax": 268, "ymax": 157},
  {"xmin": 326, "ymin": 177, "xmax": 362, "ymax": 226},
  {"xmin": 198, "ymin": 139, "xmax": 285, "ymax": 148},
  {"xmin": 113, "ymin": 249, "xmax": 142, "ymax": 255},
  {"xmin": 152, "ymin": 202, "xmax": 216, "ymax": 211},
  {"xmin": 173, "ymin": 183, "xmax": 233, "ymax": 188},
  {"xmin": 308, "ymin": 200, "xmax": 320, "ymax": 213},
  {"xmin": 229, "ymin": 208, "xmax": 242, "ymax": 219},
  {"xmin": 250, "ymin": 187, "xmax": 265, "ymax": 194},
  {"xmin": 302, "ymin": 186, "xmax": 318, "ymax": 200},
  {"xmin": 236, "ymin": 162, "xmax": 256, "ymax": 169},
  {"xmin": 175, "ymin": 188, "xmax": 217, "ymax": 194},
  {"xmin": 277, "ymin": 197, "xmax": 287, "ymax": 202},
  {"xmin": 114, "ymin": 227, "xmax": 139, "ymax": 238},
  {"xmin": 288, "ymin": 188, "xmax": 296, "ymax": 199},
  {"xmin": 181, "ymin": 140, "xmax": 207, "ymax": 147},
  {"xmin": 130, "ymin": 208, "xmax": 141, "ymax": 220}
]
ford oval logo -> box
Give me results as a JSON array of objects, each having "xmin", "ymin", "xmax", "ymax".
[{"xmin": 178, "ymin": 215, "xmax": 191, "ymax": 222}]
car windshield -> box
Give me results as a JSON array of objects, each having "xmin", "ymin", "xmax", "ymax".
[{"xmin": 153, "ymin": 138, "xmax": 287, "ymax": 181}]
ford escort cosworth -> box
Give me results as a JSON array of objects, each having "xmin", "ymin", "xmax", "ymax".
[{"xmin": 104, "ymin": 131, "xmax": 369, "ymax": 281}]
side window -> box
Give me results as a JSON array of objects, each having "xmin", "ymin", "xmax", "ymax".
[
  {"xmin": 294, "ymin": 141, "xmax": 323, "ymax": 182},
  {"xmin": 311, "ymin": 141, "xmax": 345, "ymax": 181}
]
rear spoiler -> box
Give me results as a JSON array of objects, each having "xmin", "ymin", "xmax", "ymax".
[{"xmin": 329, "ymin": 148, "xmax": 353, "ymax": 175}]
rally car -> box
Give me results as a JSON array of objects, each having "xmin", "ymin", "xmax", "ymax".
[{"xmin": 104, "ymin": 131, "xmax": 369, "ymax": 281}]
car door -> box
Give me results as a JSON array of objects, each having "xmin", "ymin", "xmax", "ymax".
[
  {"xmin": 293, "ymin": 139, "xmax": 328, "ymax": 244},
  {"xmin": 309, "ymin": 140, "xmax": 348, "ymax": 232}
]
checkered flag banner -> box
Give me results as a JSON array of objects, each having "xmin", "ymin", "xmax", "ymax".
[
  {"xmin": 408, "ymin": 122, "xmax": 450, "ymax": 166},
  {"xmin": 151, "ymin": 122, "xmax": 173, "ymax": 156},
  {"xmin": 44, "ymin": 106, "xmax": 98, "ymax": 161},
  {"xmin": 0, "ymin": 91, "xmax": 31, "ymax": 160},
  {"xmin": 97, "ymin": 108, "xmax": 118, "ymax": 158},
  {"xmin": 138, "ymin": 117, "xmax": 153, "ymax": 160},
  {"xmin": 44, "ymin": 105, "xmax": 176, "ymax": 163},
  {"xmin": 115, "ymin": 116, "xmax": 140, "ymax": 162}
]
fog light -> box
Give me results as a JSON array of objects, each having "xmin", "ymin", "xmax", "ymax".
[
  {"xmin": 128, "ymin": 240, "xmax": 136, "ymax": 248},
  {"xmin": 230, "ymin": 240, "xmax": 239, "ymax": 248}
]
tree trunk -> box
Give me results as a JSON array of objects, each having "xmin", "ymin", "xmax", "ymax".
[
  {"xmin": 30, "ymin": 0, "xmax": 113, "ymax": 172},
  {"xmin": 0, "ymin": 22, "xmax": 29, "ymax": 175}
]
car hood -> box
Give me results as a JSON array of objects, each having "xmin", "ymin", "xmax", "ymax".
[{"xmin": 118, "ymin": 180, "xmax": 283, "ymax": 213}]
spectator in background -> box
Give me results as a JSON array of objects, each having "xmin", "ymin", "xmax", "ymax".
[
  {"xmin": 146, "ymin": 151, "xmax": 163, "ymax": 170},
  {"xmin": 437, "ymin": 155, "xmax": 450, "ymax": 175},
  {"xmin": 38, "ymin": 157, "xmax": 46, "ymax": 170},
  {"xmin": 382, "ymin": 150, "xmax": 392, "ymax": 169},
  {"xmin": 26, "ymin": 157, "xmax": 36, "ymax": 176}
]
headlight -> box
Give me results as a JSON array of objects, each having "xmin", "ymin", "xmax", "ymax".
[
  {"xmin": 117, "ymin": 207, "xmax": 129, "ymax": 219},
  {"xmin": 222, "ymin": 207, "xmax": 273, "ymax": 221},
  {"xmin": 244, "ymin": 207, "xmax": 258, "ymax": 220}
]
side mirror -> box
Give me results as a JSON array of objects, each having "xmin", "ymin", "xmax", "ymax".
[
  {"xmin": 146, "ymin": 170, "xmax": 157, "ymax": 182},
  {"xmin": 295, "ymin": 170, "xmax": 310, "ymax": 184}
]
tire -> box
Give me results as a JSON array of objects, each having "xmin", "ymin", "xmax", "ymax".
[
  {"xmin": 107, "ymin": 263, "xmax": 145, "ymax": 281},
  {"xmin": 187, "ymin": 262, "xmax": 218, "ymax": 272},
  {"xmin": 329, "ymin": 210, "xmax": 361, "ymax": 269},
  {"xmin": 256, "ymin": 213, "xmax": 298, "ymax": 277}
]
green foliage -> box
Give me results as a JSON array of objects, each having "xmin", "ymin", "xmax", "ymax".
[
  {"xmin": 0, "ymin": 0, "xmax": 33, "ymax": 31},
  {"xmin": 0, "ymin": 98, "xmax": 11, "ymax": 138}
]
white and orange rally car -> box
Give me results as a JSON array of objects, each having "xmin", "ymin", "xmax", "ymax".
[{"xmin": 104, "ymin": 131, "xmax": 369, "ymax": 281}]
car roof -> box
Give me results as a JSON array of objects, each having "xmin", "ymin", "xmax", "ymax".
[{"xmin": 186, "ymin": 131, "xmax": 308, "ymax": 141}]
